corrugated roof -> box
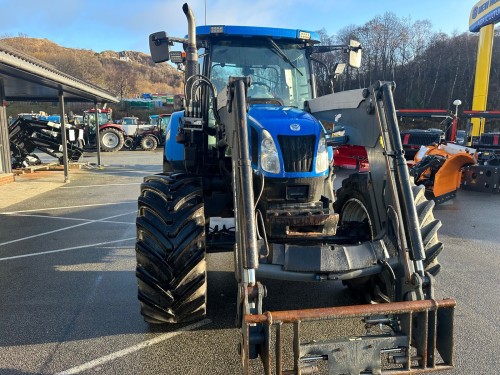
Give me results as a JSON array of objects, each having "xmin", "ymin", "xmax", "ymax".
[{"xmin": 0, "ymin": 42, "xmax": 119, "ymax": 103}]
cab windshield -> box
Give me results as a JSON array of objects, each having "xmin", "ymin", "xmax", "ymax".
[
  {"xmin": 209, "ymin": 40, "xmax": 312, "ymax": 108},
  {"xmin": 122, "ymin": 117, "xmax": 138, "ymax": 125},
  {"xmin": 84, "ymin": 112, "xmax": 110, "ymax": 127},
  {"xmin": 160, "ymin": 115, "xmax": 171, "ymax": 127}
]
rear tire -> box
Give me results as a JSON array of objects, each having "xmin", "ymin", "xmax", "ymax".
[
  {"xmin": 100, "ymin": 128, "xmax": 124, "ymax": 152},
  {"xmin": 135, "ymin": 173, "xmax": 207, "ymax": 323}
]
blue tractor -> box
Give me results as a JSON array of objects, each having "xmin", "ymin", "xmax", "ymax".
[{"xmin": 135, "ymin": 4, "xmax": 455, "ymax": 374}]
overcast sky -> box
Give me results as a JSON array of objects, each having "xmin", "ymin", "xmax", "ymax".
[{"xmin": 0, "ymin": 0, "xmax": 476, "ymax": 53}]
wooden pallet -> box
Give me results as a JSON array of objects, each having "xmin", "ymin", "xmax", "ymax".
[{"xmin": 13, "ymin": 162, "xmax": 86, "ymax": 175}]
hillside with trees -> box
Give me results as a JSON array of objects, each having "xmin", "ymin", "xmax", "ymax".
[
  {"xmin": 0, "ymin": 37, "xmax": 183, "ymax": 99},
  {"xmin": 314, "ymin": 14, "xmax": 499, "ymax": 112}
]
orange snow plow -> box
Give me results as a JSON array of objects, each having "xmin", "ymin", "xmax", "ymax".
[{"xmin": 411, "ymin": 143, "xmax": 476, "ymax": 203}]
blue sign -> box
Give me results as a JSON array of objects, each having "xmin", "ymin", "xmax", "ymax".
[{"xmin": 470, "ymin": 0, "xmax": 500, "ymax": 32}]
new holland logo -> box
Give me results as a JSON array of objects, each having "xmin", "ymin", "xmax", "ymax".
[{"xmin": 290, "ymin": 124, "xmax": 300, "ymax": 131}]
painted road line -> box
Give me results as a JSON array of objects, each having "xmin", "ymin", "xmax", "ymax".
[
  {"xmin": 0, "ymin": 238, "xmax": 136, "ymax": 261},
  {"xmin": 54, "ymin": 319, "xmax": 212, "ymax": 375},
  {"xmin": 0, "ymin": 213, "xmax": 135, "ymax": 225},
  {"xmin": 0, "ymin": 211, "xmax": 136, "ymax": 247},
  {"xmin": 2, "ymin": 214, "xmax": 95, "ymax": 222},
  {"xmin": 60, "ymin": 183, "xmax": 142, "ymax": 189},
  {"xmin": 1, "ymin": 201, "xmax": 136, "ymax": 215}
]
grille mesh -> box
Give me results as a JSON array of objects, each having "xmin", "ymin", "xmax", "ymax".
[{"xmin": 277, "ymin": 135, "xmax": 315, "ymax": 172}]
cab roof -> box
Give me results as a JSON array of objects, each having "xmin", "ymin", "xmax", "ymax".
[{"xmin": 196, "ymin": 25, "xmax": 320, "ymax": 43}]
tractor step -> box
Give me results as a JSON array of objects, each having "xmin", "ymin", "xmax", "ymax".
[{"xmin": 243, "ymin": 299, "xmax": 455, "ymax": 375}]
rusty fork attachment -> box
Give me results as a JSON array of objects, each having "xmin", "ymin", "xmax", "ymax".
[{"xmin": 243, "ymin": 299, "xmax": 455, "ymax": 375}]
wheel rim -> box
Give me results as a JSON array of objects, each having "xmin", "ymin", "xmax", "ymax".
[
  {"xmin": 102, "ymin": 132, "xmax": 119, "ymax": 148},
  {"xmin": 341, "ymin": 198, "xmax": 393, "ymax": 302},
  {"xmin": 341, "ymin": 198, "xmax": 374, "ymax": 238},
  {"xmin": 144, "ymin": 139, "xmax": 154, "ymax": 148},
  {"xmin": 124, "ymin": 138, "xmax": 133, "ymax": 148}
]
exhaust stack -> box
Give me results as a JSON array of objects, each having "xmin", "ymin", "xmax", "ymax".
[{"xmin": 182, "ymin": 3, "xmax": 199, "ymax": 112}]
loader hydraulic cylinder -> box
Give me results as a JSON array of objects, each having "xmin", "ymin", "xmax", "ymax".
[
  {"xmin": 228, "ymin": 78, "xmax": 259, "ymax": 272},
  {"xmin": 380, "ymin": 83, "xmax": 426, "ymax": 269}
]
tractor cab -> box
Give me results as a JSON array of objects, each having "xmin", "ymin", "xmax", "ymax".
[
  {"xmin": 198, "ymin": 26, "xmax": 317, "ymax": 109},
  {"xmin": 83, "ymin": 108, "xmax": 113, "ymax": 129},
  {"xmin": 155, "ymin": 25, "xmax": 361, "ymax": 177}
]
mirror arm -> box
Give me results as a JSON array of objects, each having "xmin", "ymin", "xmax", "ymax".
[
  {"xmin": 311, "ymin": 57, "xmax": 334, "ymax": 93},
  {"xmin": 312, "ymin": 45, "xmax": 349, "ymax": 54},
  {"xmin": 151, "ymin": 34, "xmax": 189, "ymax": 47},
  {"xmin": 168, "ymin": 36, "xmax": 189, "ymax": 45}
]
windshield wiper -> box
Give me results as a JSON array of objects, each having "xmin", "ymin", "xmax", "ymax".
[{"xmin": 267, "ymin": 38, "xmax": 303, "ymax": 76}]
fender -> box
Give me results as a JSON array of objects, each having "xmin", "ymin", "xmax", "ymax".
[
  {"xmin": 99, "ymin": 124, "xmax": 124, "ymax": 133},
  {"xmin": 164, "ymin": 110, "xmax": 186, "ymax": 172}
]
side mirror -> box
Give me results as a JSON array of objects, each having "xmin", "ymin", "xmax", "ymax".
[
  {"xmin": 149, "ymin": 31, "xmax": 170, "ymax": 63},
  {"xmin": 348, "ymin": 40, "xmax": 362, "ymax": 69}
]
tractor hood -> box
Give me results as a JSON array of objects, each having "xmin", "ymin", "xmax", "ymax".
[
  {"xmin": 248, "ymin": 105, "xmax": 323, "ymax": 135},
  {"xmin": 247, "ymin": 104, "xmax": 331, "ymax": 178}
]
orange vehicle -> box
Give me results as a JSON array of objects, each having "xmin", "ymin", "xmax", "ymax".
[{"xmin": 411, "ymin": 143, "xmax": 477, "ymax": 203}]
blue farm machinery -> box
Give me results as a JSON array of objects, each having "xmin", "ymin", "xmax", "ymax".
[{"xmin": 134, "ymin": 4, "xmax": 456, "ymax": 374}]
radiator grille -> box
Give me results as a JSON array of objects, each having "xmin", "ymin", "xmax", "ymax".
[{"xmin": 277, "ymin": 135, "xmax": 315, "ymax": 172}]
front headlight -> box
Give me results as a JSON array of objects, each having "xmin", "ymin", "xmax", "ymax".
[
  {"xmin": 260, "ymin": 130, "xmax": 281, "ymax": 174},
  {"xmin": 316, "ymin": 137, "xmax": 329, "ymax": 173}
]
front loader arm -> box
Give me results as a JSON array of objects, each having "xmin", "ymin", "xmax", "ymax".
[
  {"xmin": 217, "ymin": 76, "xmax": 259, "ymax": 279},
  {"xmin": 217, "ymin": 77, "xmax": 268, "ymax": 370},
  {"xmin": 217, "ymin": 80, "xmax": 456, "ymax": 374},
  {"xmin": 308, "ymin": 82, "xmax": 428, "ymax": 293}
]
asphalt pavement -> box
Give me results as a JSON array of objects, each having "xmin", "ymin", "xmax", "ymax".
[{"xmin": 0, "ymin": 150, "xmax": 498, "ymax": 375}]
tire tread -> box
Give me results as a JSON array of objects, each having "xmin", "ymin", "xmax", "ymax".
[{"xmin": 135, "ymin": 173, "xmax": 206, "ymax": 324}]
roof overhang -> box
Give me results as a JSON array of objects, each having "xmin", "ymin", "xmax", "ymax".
[{"xmin": 0, "ymin": 42, "xmax": 119, "ymax": 103}]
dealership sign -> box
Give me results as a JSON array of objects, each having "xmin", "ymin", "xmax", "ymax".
[{"xmin": 470, "ymin": 0, "xmax": 500, "ymax": 32}]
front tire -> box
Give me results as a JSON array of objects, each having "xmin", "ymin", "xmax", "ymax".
[
  {"xmin": 140, "ymin": 135, "xmax": 158, "ymax": 151},
  {"xmin": 123, "ymin": 136, "xmax": 135, "ymax": 150},
  {"xmin": 135, "ymin": 174, "xmax": 206, "ymax": 323},
  {"xmin": 335, "ymin": 172, "xmax": 443, "ymax": 300}
]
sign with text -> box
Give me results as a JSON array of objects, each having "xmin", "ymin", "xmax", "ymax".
[{"xmin": 470, "ymin": 0, "xmax": 500, "ymax": 32}]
